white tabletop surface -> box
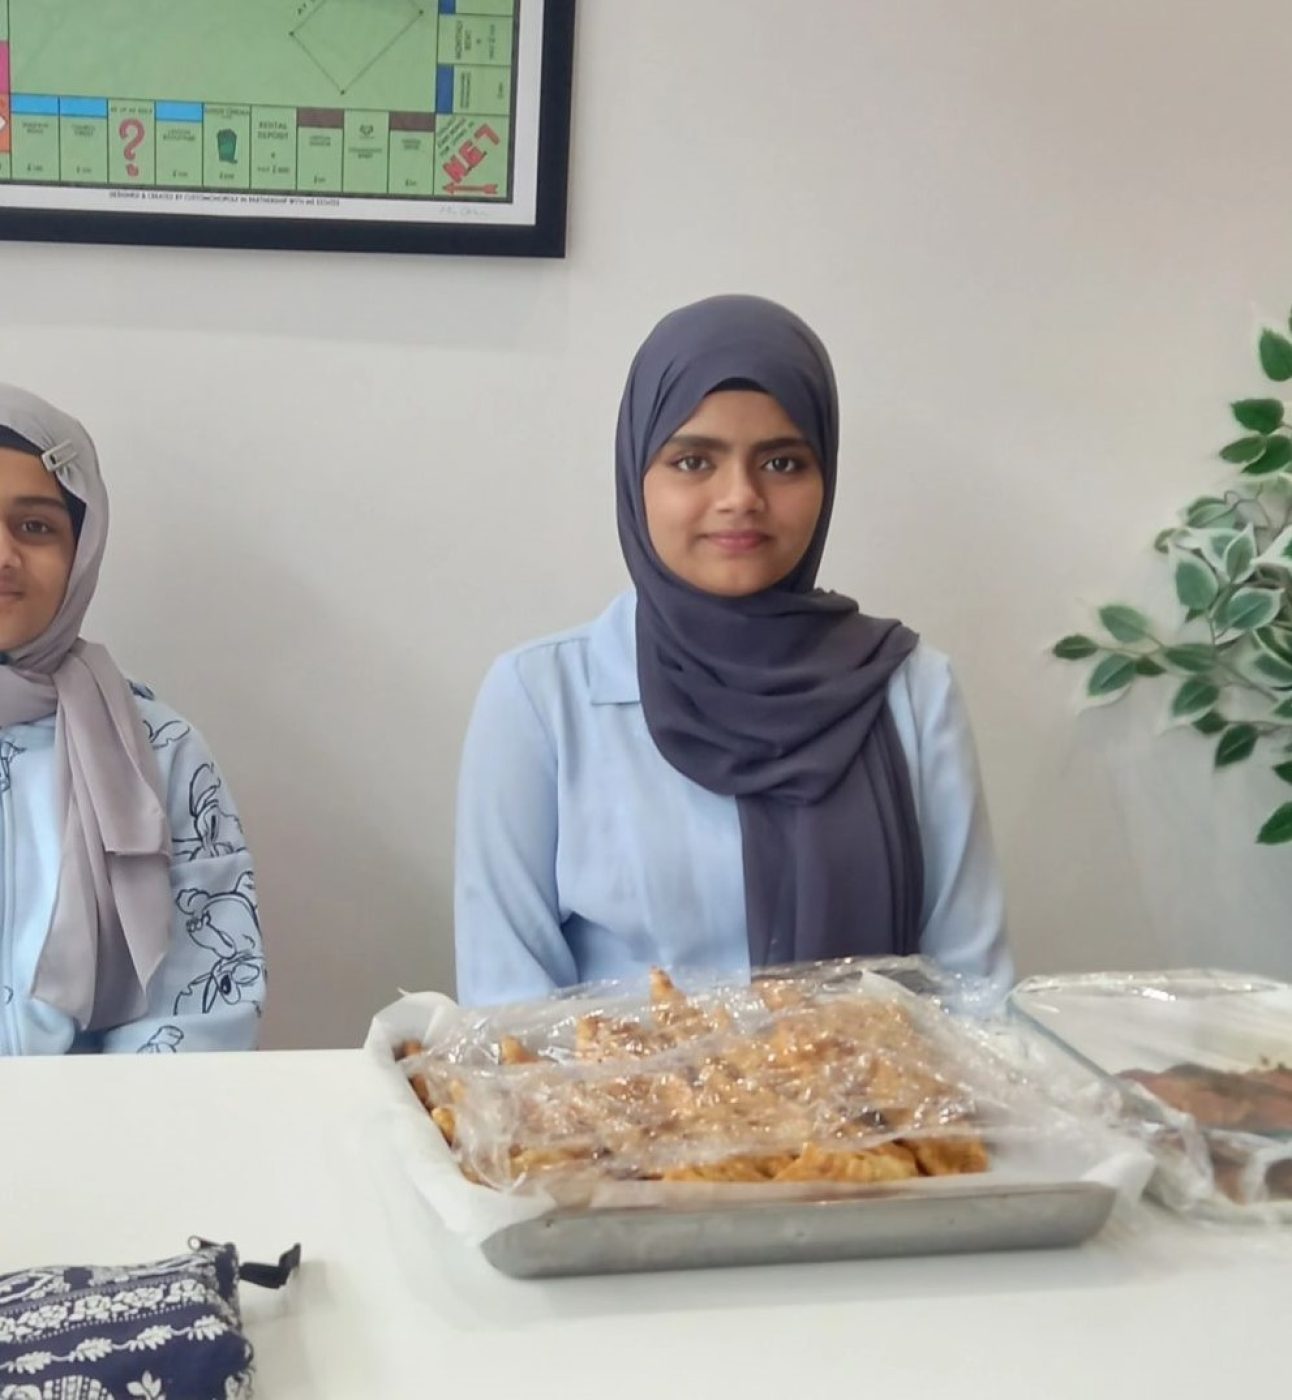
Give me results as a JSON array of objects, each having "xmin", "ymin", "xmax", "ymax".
[{"xmin": 2, "ymin": 1049, "xmax": 1289, "ymax": 1399}]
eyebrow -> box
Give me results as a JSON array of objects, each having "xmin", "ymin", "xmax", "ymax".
[
  {"xmin": 11, "ymin": 495, "xmax": 70, "ymax": 513},
  {"xmin": 662, "ymin": 433, "xmax": 815, "ymax": 454}
]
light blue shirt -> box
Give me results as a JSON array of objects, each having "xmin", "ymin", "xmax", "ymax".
[
  {"xmin": 455, "ymin": 593, "xmax": 1011, "ymax": 1006},
  {"xmin": 0, "ymin": 687, "xmax": 264, "ymax": 1055}
]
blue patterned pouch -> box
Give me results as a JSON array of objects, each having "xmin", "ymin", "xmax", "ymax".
[{"xmin": 0, "ymin": 1240, "xmax": 299, "ymax": 1400}]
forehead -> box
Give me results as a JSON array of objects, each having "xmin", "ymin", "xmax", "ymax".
[
  {"xmin": 671, "ymin": 389, "xmax": 806, "ymax": 442},
  {"xmin": 0, "ymin": 445, "xmax": 61, "ymax": 499}
]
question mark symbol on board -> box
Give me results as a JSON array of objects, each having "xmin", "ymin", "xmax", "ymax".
[{"xmin": 118, "ymin": 118, "xmax": 145, "ymax": 178}]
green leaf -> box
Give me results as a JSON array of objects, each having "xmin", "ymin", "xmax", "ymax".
[
  {"xmin": 1171, "ymin": 678, "xmax": 1220, "ymax": 718},
  {"xmin": 1052, "ymin": 634, "xmax": 1099, "ymax": 661},
  {"xmin": 1098, "ymin": 604, "xmax": 1153, "ymax": 644},
  {"xmin": 1260, "ymin": 329, "xmax": 1292, "ymax": 381},
  {"xmin": 1135, "ymin": 656, "xmax": 1166, "ymax": 676},
  {"xmin": 1243, "ymin": 436, "xmax": 1292, "ymax": 476},
  {"xmin": 1220, "ymin": 435, "xmax": 1267, "ymax": 465},
  {"xmin": 1253, "ymin": 652, "xmax": 1292, "ymax": 687},
  {"xmin": 1193, "ymin": 711, "xmax": 1228, "ymax": 735},
  {"xmin": 1087, "ymin": 654, "xmax": 1137, "ymax": 698},
  {"xmin": 1216, "ymin": 723, "xmax": 1258, "ymax": 767},
  {"xmin": 1190, "ymin": 527, "xmax": 1241, "ymax": 572},
  {"xmin": 1256, "ymin": 626, "xmax": 1292, "ymax": 665},
  {"xmin": 1223, "ymin": 529, "xmax": 1257, "ymax": 582},
  {"xmin": 1257, "ymin": 525, "xmax": 1292, "ymax": 570},
  {"xmin": 1189, "ymin": 526, "xmax": 1259, "ymax": 579},
  {"xmin": 1273, "ymin": 696, "xmax": 1292, "ymax": 720},
  {"xmin": 1274, "ymin": 761, "xmax": 1292, "ymax": 785},
  {"xmin": 1184, "ymin": 497, "xmax": 1237, "ymax": 529},
  {"xmin": 1216, "ymin": 587, "xmax": 1282, "ymax": 633},
  {"xmin": 1162, "ymin": 643, "xmax": 1218, "ymax": 673},
  {"xmin": 1174, "ymin": 556, "xmax": 1219, "ymax": 611},
  {"xmin": 1153, "ymin": 528, "xmax": 1177, "ymax": 554},
  {"xmin": 1232, "ymin": 398, "xmax": 1285, "ymax": 433},
  {"xmin": 1257, "ymin": 801, "xmax": 1292, "ymax": 844}
]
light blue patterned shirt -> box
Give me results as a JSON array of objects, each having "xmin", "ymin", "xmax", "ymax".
[
  {"xmin": 0, "ymin": 688, "xmax": 264, "ymax": 1054},
  {"xmin": 455, "ymin": 593, "xmax": 1012, "ymax": 1006}
]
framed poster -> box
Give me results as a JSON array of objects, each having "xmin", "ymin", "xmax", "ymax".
[{"xmin": 0, "ymin": 0, "xmax": 574, "ymax": 256}]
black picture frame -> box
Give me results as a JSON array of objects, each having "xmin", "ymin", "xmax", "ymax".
[{"xmin": 0, "ymin": 0, "xmax": 574, "ymax": 258}]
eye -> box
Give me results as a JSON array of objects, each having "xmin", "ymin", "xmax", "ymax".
[
  {"xmin": 18, "ymin": 518, "xmax": 57, "ymax": 537},
  {"xmin": 763, "ymin": 456, "xmax": 806, "ymax": 476},
  {"xmin": 671, "ymin": 454, "xmax": 710, "ymax": 474}
]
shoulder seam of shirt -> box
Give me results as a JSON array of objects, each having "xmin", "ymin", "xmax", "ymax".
[
  {"xmin": 502, "ymin": 626, "xmax": 595, "ymax": 665},
  {"xmin": 504, "ymin": 651, "xmax": 560, "ymax": 764},
  {"xmin": 895, "ymin": 642, "xmax": 952, "ymax": 701}
]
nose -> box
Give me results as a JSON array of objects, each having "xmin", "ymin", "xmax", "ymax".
[
  {"xmin": 0, "ymin": 526, "xmax": 22, "ymax": 570},
  {"xmin": 713, "ymin": 461, "xmax": 765, "ymax": 515}
]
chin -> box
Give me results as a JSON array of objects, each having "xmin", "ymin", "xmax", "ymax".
[
  {"xmin": 696, "ymin": 569, "xmax": 779, "ymax": 598},
  {"xmin": 0, "ymin": 621, "xmax": 47, "ymax": 652}
]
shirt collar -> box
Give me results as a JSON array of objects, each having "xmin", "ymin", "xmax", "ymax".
[{"xmin": 587, "ymin": 591, "xmax": 641, "ymax": 705}]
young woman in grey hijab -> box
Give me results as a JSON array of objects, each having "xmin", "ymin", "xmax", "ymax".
[
  {"xmin": 0, "ymin": 384, "xmax": 264, "ymax": 1054},
  {"xmin": 455, "ymin": 297, "xmax": 1010, "ymax": 1006}
]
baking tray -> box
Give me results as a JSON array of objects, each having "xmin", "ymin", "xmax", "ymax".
[{"xmin": 480, "ymin": 1179, "xmax": 1117, "ymax": 1278}]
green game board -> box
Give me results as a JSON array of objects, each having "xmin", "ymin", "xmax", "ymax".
[{"xmin": 0, "ymin": 0, "xmax": 516, "ymax": 199}]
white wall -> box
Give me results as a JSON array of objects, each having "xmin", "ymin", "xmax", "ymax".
[{"xmin": 2, "ymin": 0, "xmax": 1289, "ymax": 1048}]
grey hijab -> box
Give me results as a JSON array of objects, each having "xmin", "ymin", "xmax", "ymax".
[
  {"xmin": 615, "ymin": 296, "xmax": 924, "ymax": 965},
  {"xmin": 0, "ymin": 385, "xmax": 171, "ymax": 1031}
]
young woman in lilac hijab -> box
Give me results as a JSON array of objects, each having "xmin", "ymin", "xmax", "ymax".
[
  {"xmin": 0, "ymin": 384, "xmax": 263, "ymax": 1054},
  {"xmin": 455, "ymin": 297, "xmax": 1011, "ymax": 1005}
]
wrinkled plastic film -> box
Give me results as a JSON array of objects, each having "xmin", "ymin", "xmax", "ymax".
[
  {"xmin": 396, "ymin": 959, "xmax": 1106, "ymax": 1199},
  {"xmin": 1010, "ymin": 969, "xmax": 1292, "ymax": 1219}
]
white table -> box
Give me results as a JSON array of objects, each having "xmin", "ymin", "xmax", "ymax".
[{"xmin": 2, "ymin": 1050, "xmax": 1288, "ymax": 1398}]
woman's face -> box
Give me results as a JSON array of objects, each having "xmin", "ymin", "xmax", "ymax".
[
  {"xmin": 0, "ymin": 448, "xmax": 77, "ymax": 652},
  {"xmin": 643, "ymin": 390, "xmax": 825, "ymax": 597}
]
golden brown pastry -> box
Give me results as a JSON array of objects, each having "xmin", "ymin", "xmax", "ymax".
[
  {"xmin": 402, "ymin": 966, "xmax": 991, "ymax": 1193},
  {"xmin": 773, "ymin": 1141, "xmax": 921, "ymax": 1184},
  {"xmin": 498, "ymin": 1035, "xmax": 537, "ymax": 1065},
  {"xmin": 907, "ymin": 1137, "xmax": 990, "ymax": 1176}
]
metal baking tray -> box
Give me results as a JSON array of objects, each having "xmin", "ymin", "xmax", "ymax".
[{"xmin": 480, "ymin": 1179, "xmax": 1116, "ymax": 1278}]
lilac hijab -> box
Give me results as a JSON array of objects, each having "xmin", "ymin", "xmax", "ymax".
[
  {"xmin": 616, "ymin": 296, "xmax": 924, "ymax": 966},
  {"xmin": 0, "ymin": 386, "xmax": 172, "ymax": 1031}
]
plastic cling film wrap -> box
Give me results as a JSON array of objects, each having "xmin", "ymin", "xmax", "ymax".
[
  {"xmin": 390, "ymin": 959, "xmax": 1115, "ymax": 1202},
  {"xmin": 1010, "ymin": 969, "xmax": 1292, "ymax": 1221}
]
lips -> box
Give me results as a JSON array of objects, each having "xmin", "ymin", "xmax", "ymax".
[{"xmin": 704, "ymin": 531, "xmax": 771, "ymax": 553}]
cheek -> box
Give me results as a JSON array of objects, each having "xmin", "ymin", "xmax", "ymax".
[
  {"xmin": 643, "ymin": 479, "xmax": 697, "ymax": 552},
  {"xmin": 783, "ymin": 484, "xmax": 825, "ymax": 542},
  {"xmin": 38, "ymin": 549, "xmax": 75, "ymax": 604}
]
